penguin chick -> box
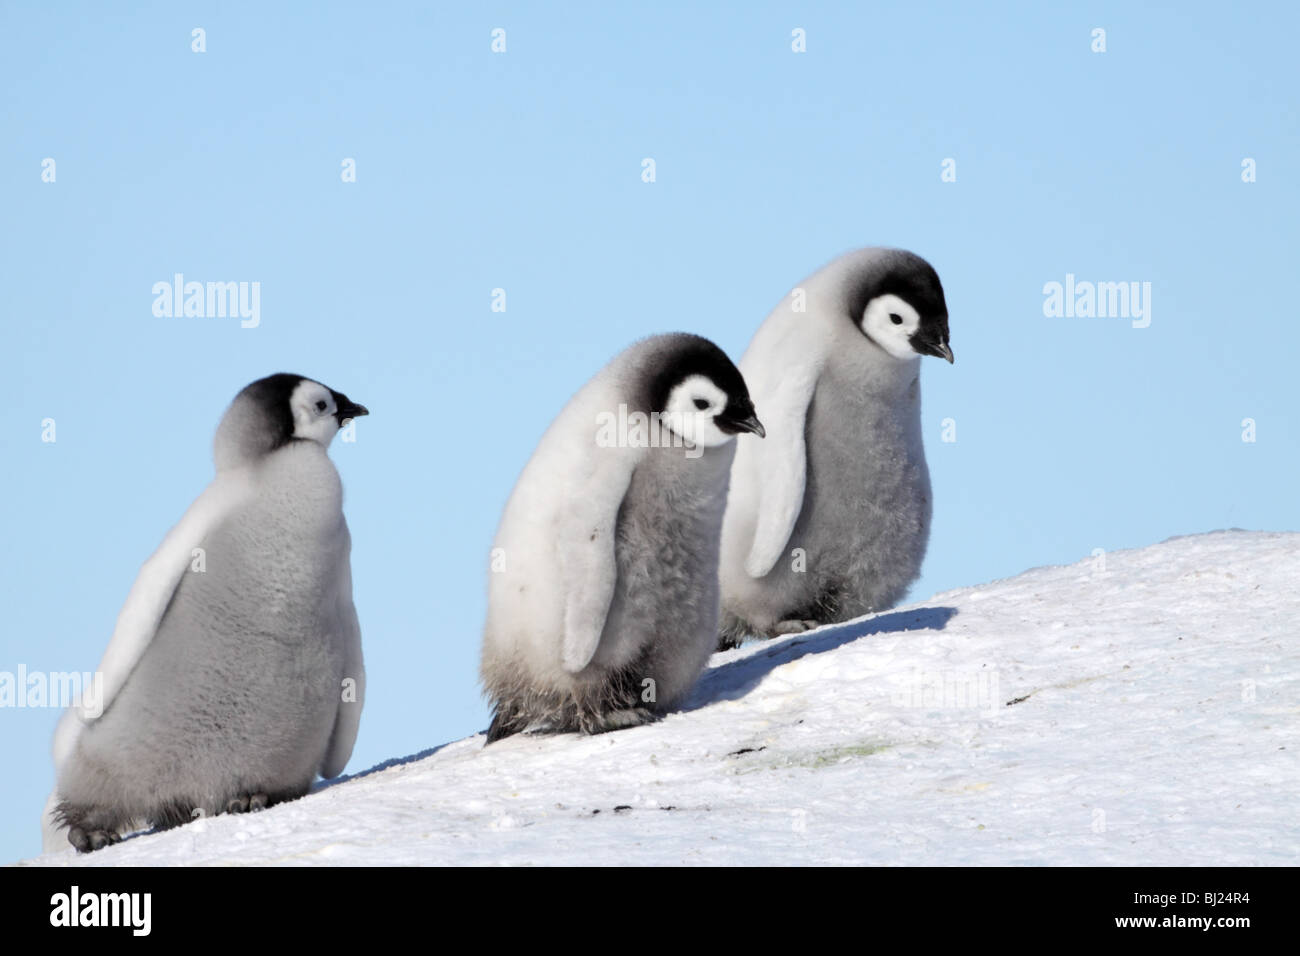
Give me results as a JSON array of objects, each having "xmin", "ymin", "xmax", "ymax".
[
  {"xmin": 718, "ymin": 248, "xmax": 952, "ymax": 647},
  {"xmin": 45, "ymin": 374, "xmax": 369, "ymax": 852},
  {"xmin": 481, "ymin": 334, "xmax": 764, "ymax": 742}
]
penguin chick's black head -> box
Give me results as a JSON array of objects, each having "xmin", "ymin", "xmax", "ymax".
[
  {"xmin": 847, "ymin": 249, "xmax": 953, "ymax": 364},
  {"xmin": 215, "ymin": 373, "xmax": 369, "ymax": 468},
  {"xmin": 646, "ymin": 334, "xmax": 765, "ymax": 439}
]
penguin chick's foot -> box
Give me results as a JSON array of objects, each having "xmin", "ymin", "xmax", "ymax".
[
  {"xmin": 225, "ymin": 793, "xmax": 270, "ymax": 814},
  {"xmin": 58, "ymin": 801, "xmax": 130, "ymax": 853},
  {"xmin": 716, "ymin": 632, "xmax": 744, "ymax": 651},
  {"xmin": 591, "ymin": 707, "xmax": 659, "ymax": 734},
  {"xmin": 67, "ymin": 826, "xmax": 121, "ymax": 853},
  {"xmin": 772, "ymin": 618, "xmax": 820, "ymax": 636}
]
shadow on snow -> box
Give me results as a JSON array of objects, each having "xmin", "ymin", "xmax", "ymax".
[{"xmin": 685, "ymin": 605, "xmax": 959, "ymax": 711}]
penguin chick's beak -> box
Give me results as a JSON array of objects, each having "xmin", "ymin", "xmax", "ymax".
[
  {"xmin": 336, "ymin": 401, "xmax": 370, "ymax": 424},
  {"xmin": 717, "ymin": 411, "xmax": 766, "ymax": 438},
  {"xmin": 917, "ymin": 340, "xmax": 955, "ymax": 364}
]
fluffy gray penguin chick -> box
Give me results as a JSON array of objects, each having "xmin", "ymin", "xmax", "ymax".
[
  {"xmin": 44, "ymin": 373, "xmax": 369, "ymax": 852},
  {"xmin": 481, "ymin": 333, "xmax": 764, "ymax": 742},
  {"xmin": 718, "ymin": 248, "xmax": 952, "ymax": 647}
]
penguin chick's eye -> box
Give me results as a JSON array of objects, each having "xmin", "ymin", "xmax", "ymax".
[
  {"xmin": 693, "ymin": 398, "xmax": 710, "ymax": 410},
  {"xmin": 889, "ymin": 313, "xmax": 904, "ymax": 325},
  {"xmin": 315, "ymin": 400, "xmax": 328, "ymax": 412}
]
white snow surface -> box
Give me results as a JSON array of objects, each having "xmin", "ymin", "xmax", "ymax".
[{"xmin": 22, "ymin": 530, "xmax": 1299, "ymax": 866}]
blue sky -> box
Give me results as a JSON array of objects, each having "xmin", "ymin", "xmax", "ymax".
[{"xmin": 2, "ymin": 1, "xmax": 1296, "ymax": 862}]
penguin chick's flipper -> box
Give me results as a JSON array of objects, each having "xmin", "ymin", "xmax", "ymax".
[{"xmin": 590, "ymin": 707, "xmax": 659, "ymax": 734}]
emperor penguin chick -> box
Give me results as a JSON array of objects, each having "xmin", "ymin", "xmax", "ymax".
[
  {"xmin": 481, "ymin": 334, "xmax": 764, "ymax": 742},
  {"xmin": 45, "ymin": 374, "xmax": 369, "ymax": 852},
  {"xmin": 718, "ymin": 248, "xmax": 953, "ymax": 647}
]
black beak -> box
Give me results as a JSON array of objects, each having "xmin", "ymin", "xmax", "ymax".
[
  {"xmin": 334, "ymin": 396, "xmax": 370, "ymax": 424},
  {"xmin": 717, "ymin": 410, "xmax": 766, "ymax": 438},
  {"xmin": 914, "ymin": 339, "xmax": 954, "ymax": 363}
]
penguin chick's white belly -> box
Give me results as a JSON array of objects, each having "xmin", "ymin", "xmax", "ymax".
[
  {"xmin": 737, "ymin": 368, "xmax": 931, "ymax": 632},
  {"xmin": 58, "ymin": 443, "xmax": 349, "ymax": 822}
]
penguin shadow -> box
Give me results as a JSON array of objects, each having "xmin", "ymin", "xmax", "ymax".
[
  {"xmin": 87, "ymin": 743, "xmax": 453, "ymax": 849},
  {"xmin": 99, "ymin": 743, "xmax": 459, "ymax": 847},
  {"xmin": 685, "ymin": 605, "xmax": 958, "ymax": 711},
  {"xmin": 313, "ymin": 742, "xmax": 456, "ymax": 792}
]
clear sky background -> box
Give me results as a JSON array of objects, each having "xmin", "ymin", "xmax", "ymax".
[{"xmin": 2, "ymin": 2, "xmax": 1296, "ymax": 863}]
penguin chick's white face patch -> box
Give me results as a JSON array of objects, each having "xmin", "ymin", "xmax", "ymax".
[
  {"xmin": 290, "ymin": 380, "xmax": 342, "ymax": 446},
  {"xmin": 859, "ymin": 293, "xmax": 923, "ymax": 361},
  {"xmin": 661, "ymin": 375, "xmax": 735, "ymax": 448}
]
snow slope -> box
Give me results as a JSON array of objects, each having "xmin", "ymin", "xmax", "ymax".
[{"xmin": 22, "ymin": 530, "xmax": 1300, "ymax": 866}]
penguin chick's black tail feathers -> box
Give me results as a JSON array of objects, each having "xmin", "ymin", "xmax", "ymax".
[{"xmin": 485, "ymin": 710, "xmax": 523, "ymax": 744}]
